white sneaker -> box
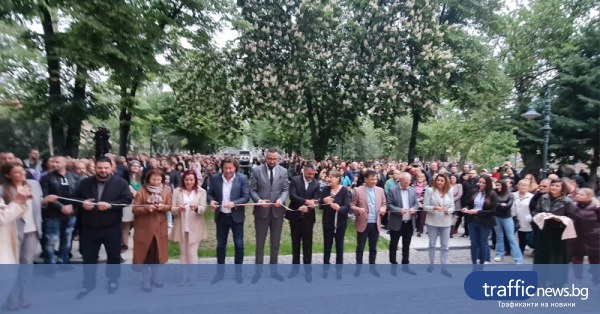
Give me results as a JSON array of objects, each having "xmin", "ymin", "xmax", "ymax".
[{"xmin": 494, "ymin": 256, "xmax": 503, "ymax": 262}]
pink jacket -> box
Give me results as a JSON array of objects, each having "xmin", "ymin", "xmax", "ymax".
[{"xmin": 351, "ymin": 186, "xmax": 387, "ymax": 233}]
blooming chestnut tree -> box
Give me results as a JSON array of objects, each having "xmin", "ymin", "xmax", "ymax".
[
  {"xmin": 347, "ymin": 0, "xmax": 455, "ymax": 161},
  {"xmin": 234, "ymin": 0, "xmax": 365, "ymax": 160},
  {"xmin": 234, "ymin": 0, "xmax": 454, "ymax": 160}
]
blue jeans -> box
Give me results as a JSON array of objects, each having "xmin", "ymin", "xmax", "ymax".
[
  {"xmin": 43, "ymin": 216, "xmax": 76, "ymax": 264},
  {"xmin": 468, "ymin": 222, "xmax": 492, "ymax": 264},
  {"xmin": 494, "ymin": 217, "xmax": 524, "ymax": 263},
  {"xmin": 216, "ymin": 214, "xmax": 244, "ymax": 264}
]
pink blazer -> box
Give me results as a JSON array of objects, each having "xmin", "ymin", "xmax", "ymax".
[{"xmin": 351, "ymin": 186, "xmax": 387, "ymax": 233}]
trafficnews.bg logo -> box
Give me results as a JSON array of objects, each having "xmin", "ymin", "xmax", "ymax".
[{"xmin": 464, "ymin": 271, "xmax": 588, "ymax": 301}]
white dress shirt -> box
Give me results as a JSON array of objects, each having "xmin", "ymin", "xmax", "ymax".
[{"xmin": 221, "ymin": 174, "xmax": 235, "ymax": 213}]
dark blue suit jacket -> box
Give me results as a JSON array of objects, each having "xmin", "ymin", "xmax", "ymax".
[{"xmin": 207, "ymin": 173, "xmax": 250, "ymax": 223}]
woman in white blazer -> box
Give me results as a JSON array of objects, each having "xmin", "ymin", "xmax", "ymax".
[{"xmin": 423, "ymin": 173, "xmax": 454, "ymax": 277}]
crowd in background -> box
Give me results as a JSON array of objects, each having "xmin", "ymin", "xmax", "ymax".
[{"xmin": 0, "ymin": 148, "xmax": 598, "ymax": 307}]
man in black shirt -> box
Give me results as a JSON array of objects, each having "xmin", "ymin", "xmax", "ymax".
[{"xmin": 40, "ymin": 156, "xmax": 78, "ymax": 264}]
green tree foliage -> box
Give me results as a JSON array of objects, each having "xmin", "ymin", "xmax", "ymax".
[
  {"xmin": 502, "ymin": 0, "xmax": 599, "ymax": 176},
  {"xmin": 170, "ymin": 46, "xmax": 243, "ymax": 153},
  {"xmin": 551, "ymin": 20, "xmax": 600, "ymax": 186}
]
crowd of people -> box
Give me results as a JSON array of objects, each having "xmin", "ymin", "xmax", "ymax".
[{"xmin": 0, "ymin": 148, "xmax": 598, "ymax": 307}]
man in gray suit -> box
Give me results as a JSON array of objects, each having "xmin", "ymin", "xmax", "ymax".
[
  {"xmin": 250, "ymin": 148, "xmax": 289, "ymax": 264},
  {"xmin": 387, "ymin": 172, "xmax": 418, "ymax": 265}
]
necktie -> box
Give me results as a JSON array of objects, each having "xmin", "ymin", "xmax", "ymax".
[{"xmin": 269, "ymin": 168, "xmax": 274, "ymax": 185}]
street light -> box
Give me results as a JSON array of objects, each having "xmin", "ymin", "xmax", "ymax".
[{"xmin": 521, "ymin": 89, "xmax": 552, "ymax": 179}]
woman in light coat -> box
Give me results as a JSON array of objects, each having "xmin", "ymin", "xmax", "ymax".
[
  {"xmin": 170, "ymin": 170, "xmax": 207, "ymax": 285},
  {"xmin": 0, "ymin": 186, "xmax": 30, "ymax": 309},
  {"xmin": 0, "ymin": 191, "xmax": 29, "ymax": 264},
  {"xmin": 1, "ymin": 163, "xmax": 44, "ymax": 310}
]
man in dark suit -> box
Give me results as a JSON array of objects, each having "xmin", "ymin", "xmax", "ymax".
[
  {"xmin": 74, "ymin": 157, "xmax": 132, "ymax": 298},
  {"xmin": 286, "ymin": 163, "xmax": 321, "ymax": 266},
  {"xmin": 250, "ymin": 148, "xmax": 289, "ymax": 265},
  {"xmin": 207, "ymin": 157, "xmax": 250, "ymax": 265},
  {"xmin": 386, "ymin": 172, "xmax": 418, "ymax": 265}
]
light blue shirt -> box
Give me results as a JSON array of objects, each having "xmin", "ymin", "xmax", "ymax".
[
  {"xmin": 367, "ymin": 187, "xmax": 377, "ymax": 223},
  {"xmin": 474, "ymin": 192, "xmax": 485, "ymax": 211}
]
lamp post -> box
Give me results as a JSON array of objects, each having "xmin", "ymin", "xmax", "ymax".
[{"xmin": 521, "ymin": 89, "xmax": 552, "ymax": 179}]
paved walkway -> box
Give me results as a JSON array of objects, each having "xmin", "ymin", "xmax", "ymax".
[{"xmin": 42, "ymin": 225, "xmax": 532, "ymax": 265}]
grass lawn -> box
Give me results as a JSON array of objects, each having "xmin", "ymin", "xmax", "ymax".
[{"xmin": 168, "ymin": 206, "xmax": 389, "ymax": 258}]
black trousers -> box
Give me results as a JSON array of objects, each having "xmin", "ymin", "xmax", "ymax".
[
  {"xmin": 79, "ymin": 224, "xmax": 121, "ymax": 289},
  {"xmin": 323, "ymin": 222, "xmax": 347, "ymax": 264},
  {"xmin": 389, "ymin": 221, "xmax": 414, "ymax": 264},
  {"xmin": 356, "ymin": 223, "xmax": 379, "ymax": 264},
  {"xmin": 290, "ymin": 218, "xmax": 314, "ymax": 264}
]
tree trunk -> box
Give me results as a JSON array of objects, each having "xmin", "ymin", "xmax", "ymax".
[
  {"xmin": 64, "ymin": 66, "xmax": 87, "ymax": 158},
  {"xmin": 305, "ymin": 89, "xmax": 328, "ymax": 161},
  {"xmin": 519, "ymin": 151, "xmax": 543, "ymax": 180},
  {"xmin": 407, "ymin": 107, "xmax": 420, "ymax": 162},
  {"xmin": 119, "ymin": 82, "xmax": 139, "ymax": 156},
  {"xmin": 40, "ymin": 2, "xmax": 64, "ymax": 155}
]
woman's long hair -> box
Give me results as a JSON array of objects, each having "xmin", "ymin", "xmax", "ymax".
[
  {"xmin": 1, "ymin": 163, "xmax": 28, "ymax": 203},
  {"xmin": 496, "ymin": 179, "xmax": 509, "ymax": 199},
  {"xmin": 472, "ymin": 174, "xmax": 496, "ymax": 209},
  {"xmin": 433, "ymin": 173, "xmax": 451, "ymax": 196}
]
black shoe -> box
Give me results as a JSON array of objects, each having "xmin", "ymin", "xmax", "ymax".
[
  {"xmin": 107, "ymin": 282, "xmax": 118, "ymax": 294},
  {"xmin": 76, "ymin": 287, "xmax": 93, "ymax": 300},
  {"xmin": 271, "ymin": 271, "xmax": 284, "ymax": 282},
  {"xmin": 211, "ymin": 273, "xmax": 224, "ymax": 285},
  {"xmin": 460, "ymin": 234, "xmax": 468, "ymax": 238},
  {"xmin": 251, "ymin": 272, "xmax": 261, "ymax": 284},
  {"xmin": 58, "ymin": 264, "xmax": 74, "ymax": 271},
  {"xmin": 305, "ymin": 272, "xmax": 312, "ymax": 283},
  {"xmin": 120, "ymin": 256, "xmax": 125, "ymax": 264},
  {"xmin": 287, "ymin": 269, "xmax": 299, "ymax": 279},
  {"xmin": 441, "ymin": 268, "xmax": 453, "ymax": 278},
  {"xmin": 151, "ymin": 281, "xmax": 164, "ymax": 288},
  {"xmin": 402, "ymin": 266, "xmax": 417, "ymax": 276},
  {"xmin": 369, "ymin": 266, "xmax": 381, "ymax": 278}
]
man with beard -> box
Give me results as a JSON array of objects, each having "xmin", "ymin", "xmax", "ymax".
[{"xmin": 74, "ymin": 157, "xmax": 132, "ymax": 298}]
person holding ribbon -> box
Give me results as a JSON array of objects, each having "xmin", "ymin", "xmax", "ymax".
[
  {"xmin": 462, "ymin": 175, "xmax": 497, "ymax": 265},
  {"xmin": 170, "ymin": 170, "xmax": 207, "ymax": 285},
  {"xmin": 132, "ymin": 168, "xmax": 172, "ymax": 292},
  {"xmin": 320, "ymin": 169, "xmax": 351, "ymax": 266},
  {"xmin": 74, "ymin": 157, "xmax": 132, "ymax": 298}
]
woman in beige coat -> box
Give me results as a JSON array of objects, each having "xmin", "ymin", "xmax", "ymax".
[{"xmin": 171, "ymin": 170, "xmax": 207, "ymax": 285}]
